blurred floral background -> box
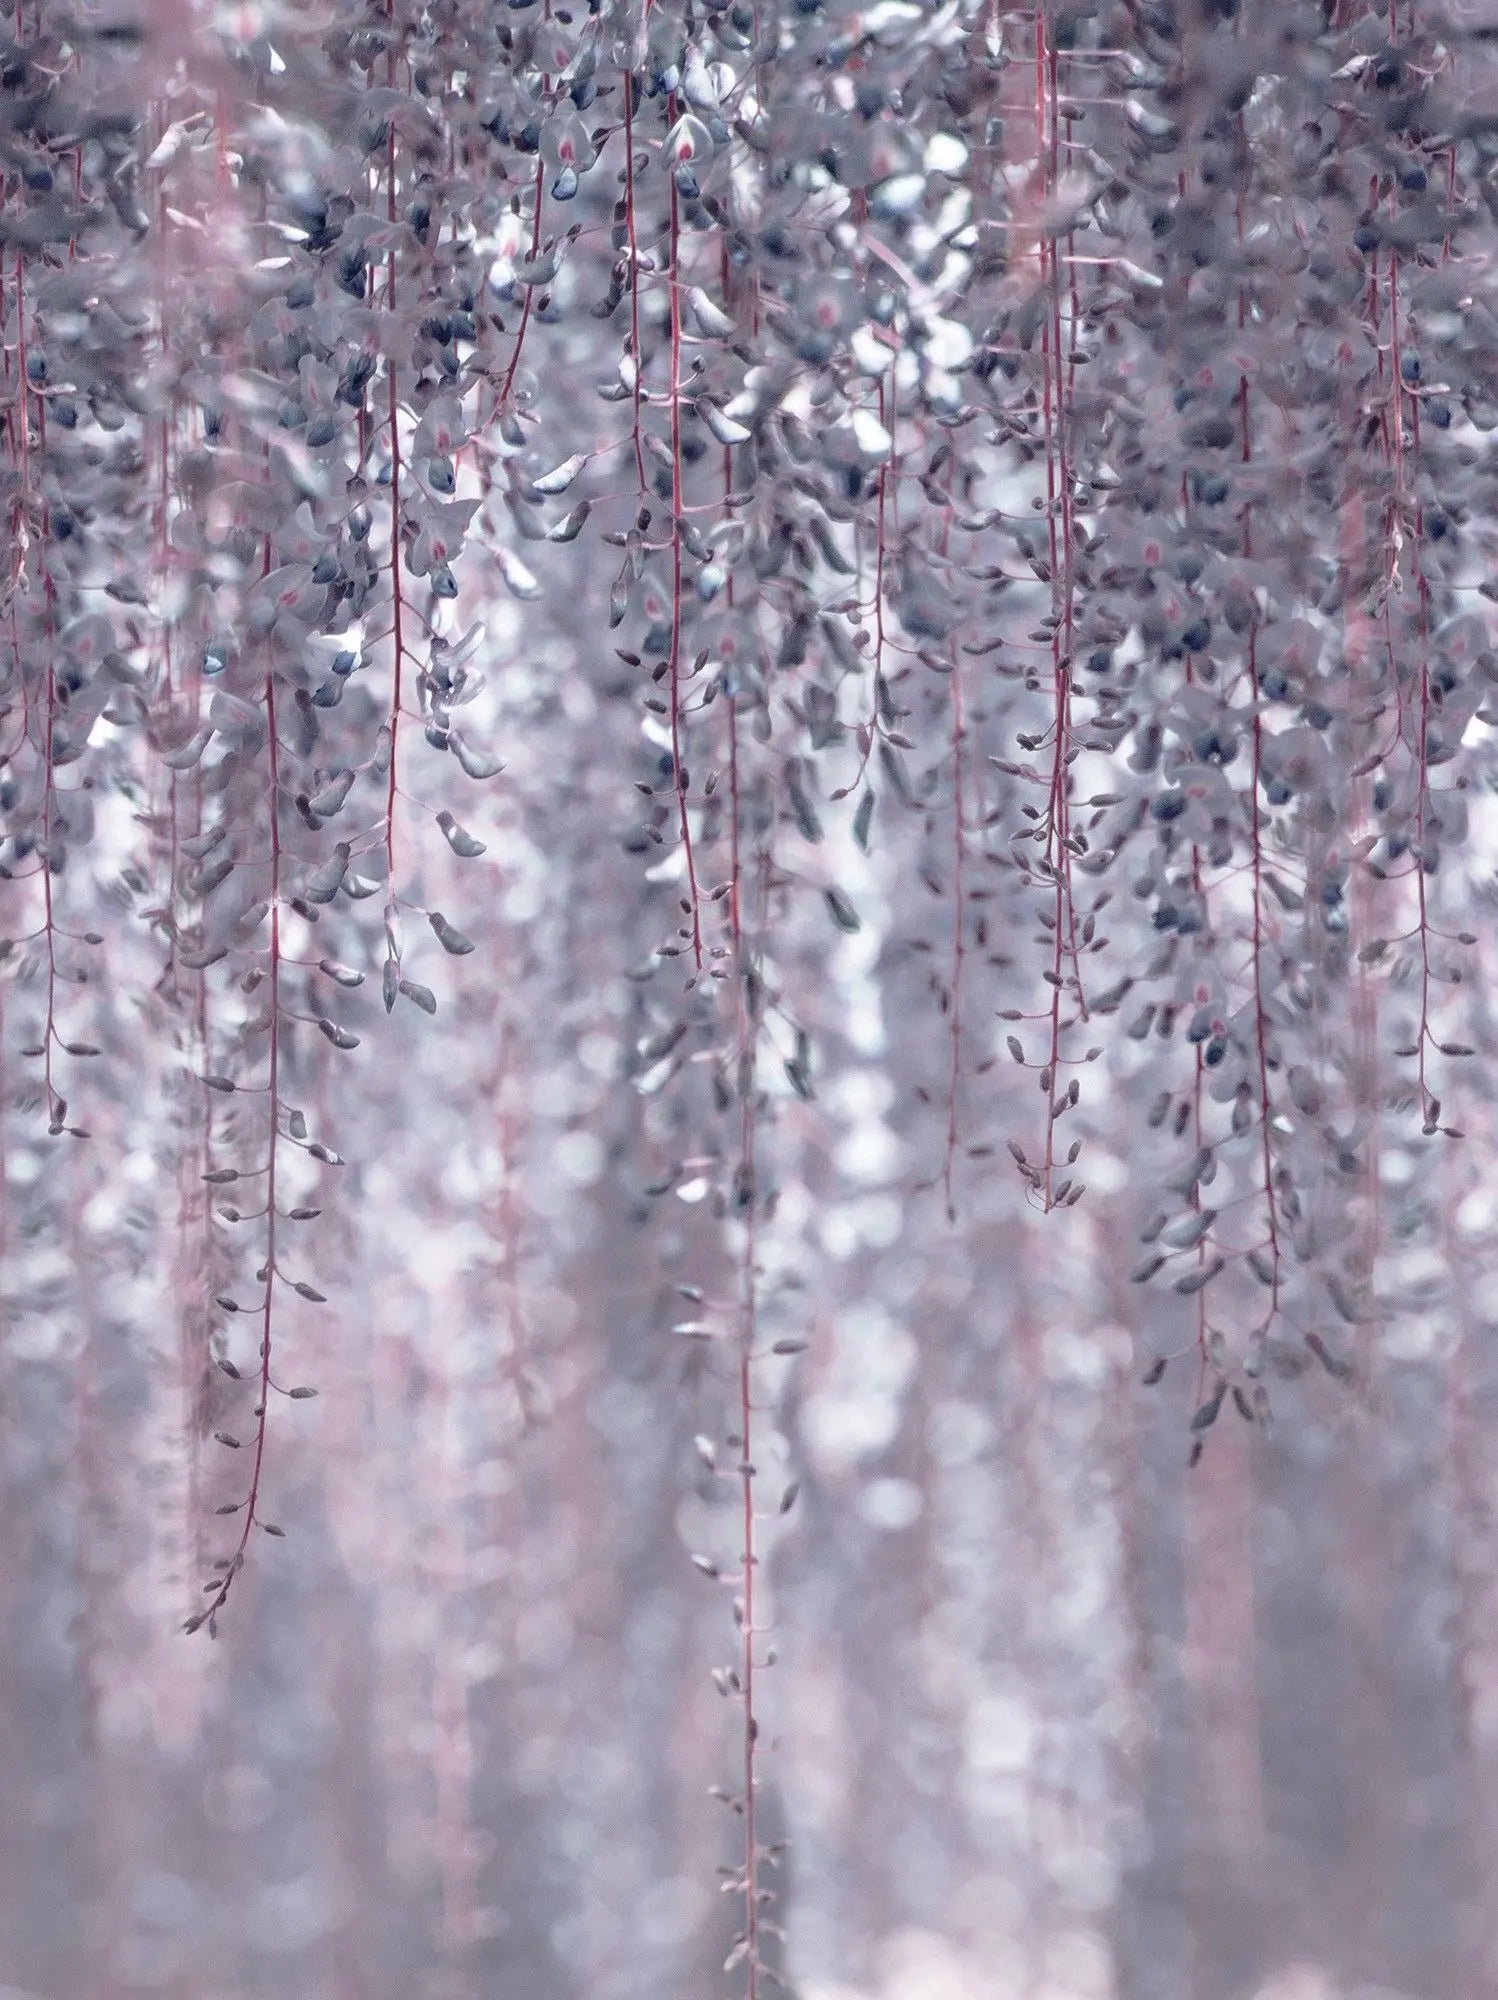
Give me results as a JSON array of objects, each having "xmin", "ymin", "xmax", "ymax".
[{"xmin": 5, "ymin": 0, "xmax": 1498, "ymax": 1996}]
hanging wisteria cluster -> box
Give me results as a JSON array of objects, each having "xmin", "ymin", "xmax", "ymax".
[{"xmin": 7, "ymin": 0, "xmax": 1498, "ymax": 1995}]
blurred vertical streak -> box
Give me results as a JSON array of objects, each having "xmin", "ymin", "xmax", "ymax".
[{"xmin": 1184, "ymin": 1428, "xmax": 1264, "ymax": 2000}]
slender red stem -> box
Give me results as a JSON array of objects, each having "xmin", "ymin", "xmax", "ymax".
[{"xmin": 667, "ymin": 155, "xmax": 703, "ymax": 973}]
